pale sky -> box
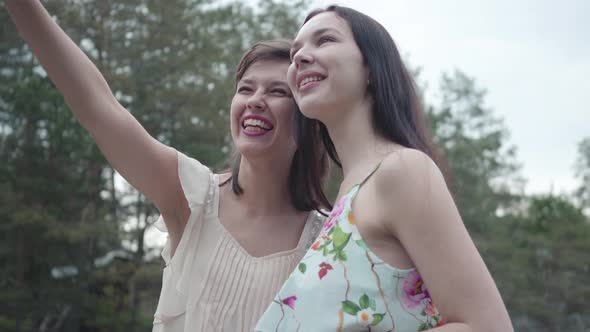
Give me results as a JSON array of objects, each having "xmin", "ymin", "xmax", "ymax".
[{"xmin": 310, "ymin": 0, "xmax": 590, "ymax": 195}]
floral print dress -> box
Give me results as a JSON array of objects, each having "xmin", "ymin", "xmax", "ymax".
[{"xmin": 255, "ymin": 164, "xmax": 444, "ymax": 332}]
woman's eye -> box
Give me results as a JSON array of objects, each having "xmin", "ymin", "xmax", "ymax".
[
  {"xmin": 271, "ymin": 89, "xmax": 288, "ymax": 95},
  {"xmin": 318, "ymin": 36, "xmax": 335, "ymax": 45},
  {"xmin": 238, "ymin": 86, "xmax": 252, "ymax": 93}
]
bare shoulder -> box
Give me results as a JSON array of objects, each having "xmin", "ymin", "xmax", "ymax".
[
  {"xmin": 375, "ymin": 148, "xmax": 446, "ymax": 198},
  {"xmin": 218, "ymin": 172, "xmax": 232, "ymax": 184},
  {"xmin": 373, "ymin": 148, "xmax": 451, "ymax": 233}
]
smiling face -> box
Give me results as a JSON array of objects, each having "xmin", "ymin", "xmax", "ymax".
[
  {"xmin": 230, "ymin": 60, "xmax": 296, "ymax": 161},
  {"xmin": 288, "ymin": 12, "xmax": 369, "ymax": 122}
]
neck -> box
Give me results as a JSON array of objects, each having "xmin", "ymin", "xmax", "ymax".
[
  {"xmin": 324, "ymin": 100, "xmax": 394, "ymax": 180},
  {"xmin": 231, "ymin": 153, "xmax": 296, "ymax": 217}
]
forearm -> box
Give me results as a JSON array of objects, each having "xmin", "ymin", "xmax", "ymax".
[
  {"xmin": 425, "ymin": 322, "xmax": 512, "ymax": 332},
  {"xmin": 5, "ymin": 0, "xmax": 116, "ymax": 127},
  {"xmin": 5, "ymin": 0, "xmax": 184, "ymax": 212},
  {"xmin": 425, "ymin": 323, "xmax": 471, "ymax": 332}
]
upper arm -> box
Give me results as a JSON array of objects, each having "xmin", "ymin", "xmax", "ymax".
[
  {"xmin": 376, "ymin": 150, "xmax": 512, "ymax": 331},
  {"xmin": 92, "ymin": 103, "xmax": 190, "ymax": 248},
  {"xmin": 88, "ymin": 98, "xmax": 186, "ymax": 215}
]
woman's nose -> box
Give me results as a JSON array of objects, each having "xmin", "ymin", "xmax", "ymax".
[
  {"xmin": 292, "ymin": 47, "xmax": 313, "ymax": 68},
  {"xmin": 247, "ymin": 91, "xmax": 265, "ymax": 110}
]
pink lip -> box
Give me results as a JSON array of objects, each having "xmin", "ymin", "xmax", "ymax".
[
  {"xmin": 243, "ymin": 129, "xmax": 268, "ymax": 137},
  {"xmin": 295, "ymin": 70, "xmax": 326, "ymax": 93},
  {"xmin": 299, "ymin": 80, "xmax": 322, "ymax": 94},
  {"xmin": 241, "ymin": 114, "xmax": 273, "ymax": 137}
]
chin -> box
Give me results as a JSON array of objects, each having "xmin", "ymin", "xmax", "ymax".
[
  {"xmin": 236, "ymin": 141, "xmax": 270, "ymax": 159},
  {"xmin": 238, "ymin": 141, "xmax": 296, "ymax": 165},
  {"xmin": 298, "ymin": 100, "xmax": 330, "ymax": 122}
]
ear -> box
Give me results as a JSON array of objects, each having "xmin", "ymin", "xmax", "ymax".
[
  {"xmin": 364, "ymin": 64, "xmax": 375, "ymax": 104},
  {"xmin": 365, "ymin": 65, "xmax": 372, "ymax": 91},
  {"xmin": 364, "ymin": 64, "xmax": 371, "ymax": 88}
]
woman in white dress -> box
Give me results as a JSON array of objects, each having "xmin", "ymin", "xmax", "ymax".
[{"xmin": 5, "ymin": 1, "xmax": 329, "ymax": 331}]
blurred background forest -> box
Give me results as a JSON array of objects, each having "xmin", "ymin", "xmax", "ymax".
[{"xmin": 1, "ymin": 0, "xmax": 588, "ymax": 331}]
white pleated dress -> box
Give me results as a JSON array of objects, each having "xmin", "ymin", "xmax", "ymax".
[{"xmin": 152, "ymin": 151, "xmax": 323, "ymax": 332}]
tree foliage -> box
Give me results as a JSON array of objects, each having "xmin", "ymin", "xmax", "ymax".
[
  {"xmin": 426, "ymin": 71, "xmax": 590, "ymax": 330},
  {"xmin": 574, "ymin": 137, "xmax": 590, "ymax": 211},
  {"xmin": 427, "ymin": 70, "xmax": 524, "ymax": 233}
]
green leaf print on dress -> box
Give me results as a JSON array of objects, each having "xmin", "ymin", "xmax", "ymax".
[{"xmin": 341, "ymin": 294, "xmax": 386, "ymax": 327}]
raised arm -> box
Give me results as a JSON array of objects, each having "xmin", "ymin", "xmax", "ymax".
[{"xmin": 5, "ymin": 0, "xmax": 190, "ymax": 245}]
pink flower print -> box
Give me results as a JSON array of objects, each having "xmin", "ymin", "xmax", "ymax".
[
  {"xmin": 318, "ymin": 262, "xmax": 333, "ymax": 280},
  {"xmin": 330, "ymin": 197, "xmax": 347, "ymax": 220},
  {"xmin": 402, "ymin": 270, "xmax": 431, "ymax": 309},
  {"xmin": 424, "ymin": 300, "xmax": 439, "ymax": 317},
  {"xmin": 319, "ymin": 217, "xmax": 336, "ymax": 236},
  {"xmin": 318, "ymin": 197, "xmax": 346, "ymax": 236},
  {"xmin": 281, "ymin": 295, "xmax": 298, "ymax": 310}
]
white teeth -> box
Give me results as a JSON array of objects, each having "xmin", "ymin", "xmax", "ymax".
[
  {"xmin": 246, "ymin": 126, "xmax": 264, "ymax": 132},
  {"xmin": 243, "ymin": 118, "xmax": 272, "ymax": 130},
  {"xmin": 299, "ymin": 76, "xmax": 324, "ymax": 88}
]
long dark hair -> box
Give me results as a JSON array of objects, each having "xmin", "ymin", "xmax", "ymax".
[
  {"xmin": 295, "ymin": 6, "xmax": 448, "ymax": 181},
  {"xmin": 221, "ymin": 40, "xmax": 332, "ymax": 212}
]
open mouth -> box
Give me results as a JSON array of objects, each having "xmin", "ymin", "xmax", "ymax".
[
  {"xmin": 298, "ymin": 75, "xmax": 325, "ymax": 89},
  {"xmin": 242, "ymin": 116, "xmax": 273, "ymax": 135}
]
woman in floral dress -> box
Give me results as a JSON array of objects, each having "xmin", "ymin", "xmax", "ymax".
[{"xmin": 256, "ymin": 5, "xmax": 513, "ymax": 332}]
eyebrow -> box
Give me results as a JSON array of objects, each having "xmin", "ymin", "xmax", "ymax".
[
  {"xmin": 239, "ymin": 79, "xmax": 289, "ymax": 87},
  {"xmin": 292, "ymin": 27, "xmax": 343, "ymax": 51}
]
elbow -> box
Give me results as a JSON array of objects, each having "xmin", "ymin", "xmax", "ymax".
[
  {"xmin": 445, "ymin": 311, "xmax": 513, "ymax": 332},
  {"xmin": 466, "ymin": 317, "xmax": 514, "ymax": 332}
]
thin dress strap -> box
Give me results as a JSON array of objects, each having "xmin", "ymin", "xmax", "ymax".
[
  {"xmin": 338, "ymin": 159, "xmax": 385, "ymax": 202},
  {"xmin": 358, "ymin": 160, "xmax": 383, "ymax": 187}
]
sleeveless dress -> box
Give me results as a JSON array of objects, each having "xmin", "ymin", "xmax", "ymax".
[
  {"xmin": 152, "ymin": 150, "xmax": 324, "ymax": 332},
  {"xmin": 255, "ymin": 163, "xmax": 445, "ymax": 331}
]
